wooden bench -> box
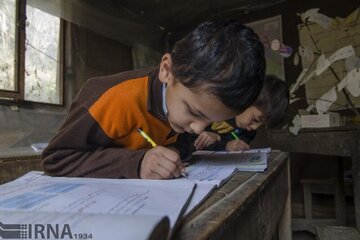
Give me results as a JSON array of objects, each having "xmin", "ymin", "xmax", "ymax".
[{"xmin": 292, "ymin": 178, "xmax": 353, "ymax": 234}]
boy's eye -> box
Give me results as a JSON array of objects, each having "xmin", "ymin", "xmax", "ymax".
[
  {"xmin": 185, "ymin": 101, "xmax": 202, "ymax": 118},
  {"xmin": 189, "ymin": 108, "xmax": 201, "ymax": 118}
]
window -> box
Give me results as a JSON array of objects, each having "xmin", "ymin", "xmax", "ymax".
[{"xmin": 0, "ymin": 0, "xmax": 64, "ymax": 105}]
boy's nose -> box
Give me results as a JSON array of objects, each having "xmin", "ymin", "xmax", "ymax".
[{"xmin": 190, "ymin": 121, "xmax": 209, "ymax": 135}]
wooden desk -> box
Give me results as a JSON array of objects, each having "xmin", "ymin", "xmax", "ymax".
[
  {"xmin": 267, "ymin": 125, "xmax": 360, "ymax": 232},
  {"xmin": 175, "ymin": 151, "xmax": 291, "ymax": 240},
  {"xmin": 1, "ymin": 152, "xmax": 290, "ymax": 239}
]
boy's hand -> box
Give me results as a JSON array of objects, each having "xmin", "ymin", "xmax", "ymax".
[
  {"xmin": 225, "ymin": 139, "xmax": 250, "ymax": 151},
  {"xmin": 194, "ymin": 131, "xmax": 221, "ymax": 150},
  {"xmin": 211, "ymin": 121, "xmax": 234, "ymax": 134},
  {"xmin": 140, "ymin": 146, "xmax": 185, "ymax": 179}
]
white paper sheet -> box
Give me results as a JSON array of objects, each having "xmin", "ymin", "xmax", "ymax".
[
  {"xmin": 301, "ymin": 8, "xmax": 320, "ymax": 22},
  {"xmin": 337, "ymin": 68, "xmax": 360, "ymax": 91},
  {"xmin": 290, "ymin": 68, "xmax": 308, "ymax": 94},
  {"xmin": 300, "ymin": 70, "xmax": 316, "ymax": 86},
  {"xmin": 316, "ymin": 54, "xmax": 331, "ymax": 75},
  {"xmin": 289, "ymin": 114, "xmax": 302, "ymax": 135},
  {"xmin": 0, "ymin": 172, "xmax": 195, "ymax": 228},
  {"xmin": 346, "ymin": 70, "xmax": 360, "ymax": 97},
  {"xmin": 182, "ymin": 182, "xmax": 216, "ymax": 216},
  {"xmin": 329, "ymin": 45, "xmax": 355, "ymax": 64},
  {"xmin": 345, "ymin": 56, "xmax": 360, "ymax": 72},
  {"xmin": 315, "ymin": 87, "xmax": 337, "ymax": 114},
  {"xmin": 308, "ymin": 12, "xmax": 333, "ymax": 29},
  {"xmin": 302, "ymin": 8, "xmax": 333, "ymax": 29}
]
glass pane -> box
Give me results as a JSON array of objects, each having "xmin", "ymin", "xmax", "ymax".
[
  {"xmin": 0, "ymin": 0, "xmax": 16, "ymax": 91},
  {"xmin": 25, "ymin": 5, "xmax": 61, "ymax": 104}
]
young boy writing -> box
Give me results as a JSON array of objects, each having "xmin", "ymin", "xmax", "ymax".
[
  {"xmin": 41, "ymin": 19, "xmax": 266, "ymax": 179},
  {"xmin": 193, "ymin": 75, "xmax": 289, "ymax": 151}
]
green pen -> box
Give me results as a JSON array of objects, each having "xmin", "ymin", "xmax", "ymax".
[{"xmin": 231, "ymin": 131, "xmax": 240, "ymax": 140}]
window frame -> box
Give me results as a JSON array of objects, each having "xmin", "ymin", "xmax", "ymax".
[{"xmin": 0, "ymin": 0, "xmax": 65, "ymax": 107}]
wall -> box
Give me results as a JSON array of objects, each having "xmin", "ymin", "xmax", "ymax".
[{"xmin": 0, "ymin": 23, "xmax": 134, "ymax": 151}]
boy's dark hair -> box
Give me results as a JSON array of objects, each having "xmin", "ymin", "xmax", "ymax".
[
  {"xmin": 170, "ymin": 19, "xmax": 265, "ymax": 113},
  {"xmin": 254, "ymin": 75, "xmax": 289, "ymax": 128}
]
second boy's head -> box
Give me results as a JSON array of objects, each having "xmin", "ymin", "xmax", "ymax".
[
  {"xmin": 235, "ymin": 75, "xmax": 289, "ymax": 131},
  {"xmin": 159, "ymin": 19, "xmax": 266, "ymax": 134}
]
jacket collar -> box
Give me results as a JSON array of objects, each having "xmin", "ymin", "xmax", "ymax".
[{"xmin": 147, "ymin": 66, "xmax": 168, "ymax": 122}]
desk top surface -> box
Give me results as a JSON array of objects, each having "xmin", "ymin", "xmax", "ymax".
[
  {"xmin": 174, "ymin": 151, "xmax": 289, "ymax": 240},
  {"xmin": 268, "ymin": 125, "xmax": 360, "ymax": 156}
]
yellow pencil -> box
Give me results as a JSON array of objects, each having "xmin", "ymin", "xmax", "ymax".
[
  {"xmin": 136, "ymin": 128, "xmax": 187, "ymax": 178},
  {"xmin": 137, "ymin": 128, "xmax": 157, "ymax": 147}
]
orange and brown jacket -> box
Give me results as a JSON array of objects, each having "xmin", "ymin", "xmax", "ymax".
[{"xmin": 41, "ymin": 67, "xmax": 187, "ymax": 178}]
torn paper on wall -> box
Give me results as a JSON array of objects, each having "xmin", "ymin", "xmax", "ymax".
[
  {"xmin": 315, "ymin": 87, "xmax": 338, "ymax": 114},
  {"xmin": 298, "ymin": 8, "xmax": 360, "ymax": 110}
]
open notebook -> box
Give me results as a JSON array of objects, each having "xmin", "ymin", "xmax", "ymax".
[
  {"xmin": 0, "ymin": 171, "xmax": 195, "ymax": 240},
  {"xmin": 191, "ymin": 147, "xmax": 270, "ymax": 172},
  {"xmin": 182, "ymin": 148, "xmax": 271, "ymax": 216}
]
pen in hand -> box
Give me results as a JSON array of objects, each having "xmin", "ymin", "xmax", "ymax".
[
  {"xmin": 231, "ymin": 131, "xmax": 240, "ymax": 140},
  {"xmin": 136, "ymin": 128, "xmax": 187, "ymax": 178},
  {"xmin": 182, "ymin": 163, "xmax": 189, "ymax": 178}
]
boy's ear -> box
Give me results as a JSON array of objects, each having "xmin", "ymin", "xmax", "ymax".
[{"xmin": 159, "ymin": 53, "xmax": 174, "ymax": 84}]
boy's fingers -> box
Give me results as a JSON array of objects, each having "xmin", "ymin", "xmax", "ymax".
[
  {"xmin": 198, "ymin": 136, "xmax": 209, "ymax": 149},
  {"xmin": 203, "ymin": 138, "xmax": 212, "ymax": 147},
  {"xmin": 148, "ymin": 170, "xmax": 163, "ymax": 179},
  {"xmin": 155, "ymin": 147, "xmax": 185, "ymax": 172},
  {"xmin": 156, "ymin": 146, "xmax": 181, "ymax": 162},
  {"xmin": 235, "ymin": 141, "xmax": 249, "ymax": 150},
  {"xmin": 141, "ymin": 165, "xmax": 163, "ymax": 179},
  {"xmin": 158, "ymin": 161, "xmax": 181, "ymax": 178},
  {"xmin": 141, "ymin": 147, "xmax": 183, "ymax": 179},
  {"xmin": 196, "ymin": 138, "xmax": 204, "ymax": 149},
  {"xmin": 153, "ymin": 165, "xmax": 175, "ymax": 179},
  {"xmin": 194, "ymin": 138, "xmax": 200, "ymax": 148},
  {"xmin": 143, "ymin": 160, "xmax": 180, "ymax": 179},
  {"xmin": 239, "ymin": 141, "xmax": 250, "ymax": 149},
  {"xmin": 194, "ymin": 135, "xmax": 205, "ymax": 148},
  {"xmin": 194, "ymin": 137, "xmax": 202, "ymax": 149}
]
